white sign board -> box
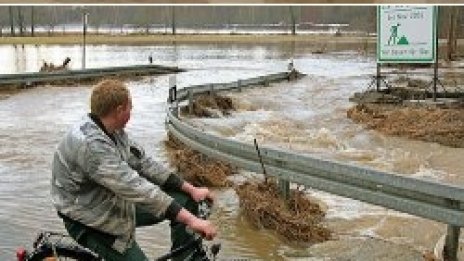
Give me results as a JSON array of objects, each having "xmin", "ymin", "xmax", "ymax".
[{"xmin": 377, "ymin": 6, "xmax": 436, "ymax": 63}]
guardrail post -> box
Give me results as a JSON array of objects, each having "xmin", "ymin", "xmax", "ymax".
[
  {"xmin": 443, "ymin": 225, "xmax": 460, "ymax": 261},
  {"xmin": 188, "ymin": 89, "xmax": 194, "ymax": 115},
  {"xmin": 168, "ymin": 85, "xmax": 177, "ymax": 103},
  {"xmin": 261, "ymin": 76, "xmax": 269, "ymax": 87},
  {"xmin": 237, "ymin": 80, "xmax": 242, "ymax": 92},
  {"xmin": 172, "ymin": 102, "xmax": 179, "ymax": 117},
  {"xmin": 168, "ymin": 84, "xmax": 178, "ymax": 117},
  {"xmin": 279, "ymin": 179, "xmax": 290, "ymax": 200},
  {"xmin": 209, "ymin": 84, "xmax": 215, "ymax": 96}
]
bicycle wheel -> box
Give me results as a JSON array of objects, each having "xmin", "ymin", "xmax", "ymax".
[{"xmin": 27, "ymin": 244, "xmax": 101, "ymax": 261}]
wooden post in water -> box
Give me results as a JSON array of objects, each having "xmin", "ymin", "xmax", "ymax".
[
  {"xmin": 237, "ymin": 80, "xmax": 242, "ymax": 92},
  {"xmin": 279, "ymin": 179, "xmax": 290, "ymax": 200}
]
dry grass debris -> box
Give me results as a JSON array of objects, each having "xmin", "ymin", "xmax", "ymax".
[
  {"xmin": 180, "ymin": 94, "xmax": 234, "ymax": 118},
  {"xmin": 347, "ymin": 103, "xmax": 464, "ymax": 147},
  {"xmin": 165, "ymin": 135, "xmax": 331, "ymax": 244},
  {"xmin": 235, "ymin": 181, "xmax": 331, "ymax": 243},
  {"xmin": 164, "ymin": 134, "xmax": 234, "ymax": 187}
]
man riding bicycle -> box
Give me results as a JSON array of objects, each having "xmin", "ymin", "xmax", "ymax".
[{"xmin": 51, "ymin": 79, "xmax": 217, "ymax": 261}]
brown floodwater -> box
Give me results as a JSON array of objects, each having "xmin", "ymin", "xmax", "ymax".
[{"xmin": 0, "ymin": 43, "xmax": 463, "ymax": 260}]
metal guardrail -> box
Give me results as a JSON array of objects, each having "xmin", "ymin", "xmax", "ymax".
[
  {"xmin": 0, "ymin": 64, "xmax": 183, "ymax": 87},
  {"xmin": 166, "ymin": 70, "xmax": 464, "ymax": 260}
]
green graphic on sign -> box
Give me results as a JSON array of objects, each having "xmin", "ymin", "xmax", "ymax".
[
  {"xmin": 387, "ymin": 23, "xmax": 400, "ymax": 45},
  {"xmin": 397, "ymin": 36, "xmax": 409, "ymax": 45},
  {"xmin": 377, "ymin": 6, "xmax": 436, "ymax": 63}
]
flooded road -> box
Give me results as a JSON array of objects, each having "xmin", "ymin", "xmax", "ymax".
[{"xmin": 0, "ymin": 43, "xmax": 463, "ymax": 260}]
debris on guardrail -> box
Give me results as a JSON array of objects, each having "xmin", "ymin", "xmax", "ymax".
[
  {"xmin": 165, "ymin": 131, "xmax": 331, "ymax": 243},
  {"xmin": 287, "ymin": 69, "xmax": 305, "ymax": 81},
  {"xmin": 235, "ymin": 181, "xmax": 331, "ymax": 243},
  {"xmin": 349, "ymin": 89, "xmax": 402, "ymax": 104},
  {"xmin": 164, "ymin": 134, "xmax": 235, "ymax": 187},
  {"xmin": 0, "ymin": 74, "xmax": 147, "ymax": 91},
  {"xmin": 39, "ymin": 57, "xmax": 71, "ymax": 73},
  {"xmin": 180, "ymin": 94, "xmax": 235, "ymax": 118},
  {"xmin": 1, "ymin": 64, "xmax": 182, "ymax": 90}
]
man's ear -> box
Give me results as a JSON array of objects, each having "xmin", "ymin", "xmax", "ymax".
[{"xmin": 115, "ymin": 104, "xmax": 124, "ymax": 114}]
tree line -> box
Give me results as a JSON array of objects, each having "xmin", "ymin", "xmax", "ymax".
[
  {"xmin": 0, "ymin": 6, "xmax": 461, "ymax": 45},
  {"xmin": 0, "ymin": 6, "xmax": 379, "ymax": 36}
]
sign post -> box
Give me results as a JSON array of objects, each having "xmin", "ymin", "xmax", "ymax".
[{"xmin": 168, "ymin": 75, "xmax": 178, "ymax": 117}]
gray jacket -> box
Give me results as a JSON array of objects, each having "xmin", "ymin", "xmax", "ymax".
[{"xmin": 51, "ymin": 114, "xmax": 183, "ymax": 252}]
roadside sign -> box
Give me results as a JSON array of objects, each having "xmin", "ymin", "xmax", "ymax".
[{"xmin": 377, "ymin": 6, "xmax": 437, "ymax": 63}]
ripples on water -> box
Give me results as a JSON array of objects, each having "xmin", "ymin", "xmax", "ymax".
[
  {"xmin": 185, "ymin": 47, "xmax": 464, "ymax": 258},
  {"xmin": 1, "ymin": 44, "xmax": 463, "ymax": 259}
]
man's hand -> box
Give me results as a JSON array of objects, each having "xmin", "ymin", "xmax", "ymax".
[
  {"xmin": 176, "ymin": 209, "xmax": 217, "ymax": 240},
  {"xmin": 190, "ymin": 187, "xmax": 214, "ymax": 203},
  {"xmin": 188, "ymin": 218, "xmax": 217, "ymax": 240},
  {"xmin": 181, "ymin": 182, "xmax": 215, "ymax": 203}
]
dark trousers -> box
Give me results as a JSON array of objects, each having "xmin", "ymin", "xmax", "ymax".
[{"xmin": 60, "ymin": 190, "xmax": 198, "ymax": 261}]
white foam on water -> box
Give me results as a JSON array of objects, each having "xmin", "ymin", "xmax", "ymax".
[{"xmin": 411, "ymin": 165, "xmax": 447, "ymax": 181}]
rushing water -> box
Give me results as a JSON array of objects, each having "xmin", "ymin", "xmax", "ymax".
[{"xmin": 0, "ymin": 42, "xmax": 463, "ymax": 260}]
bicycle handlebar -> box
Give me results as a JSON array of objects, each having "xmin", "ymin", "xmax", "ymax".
[
  {"xmin": 197, "ymin": 200, "xmax": 212, "ymax": 220},
  {"xmin": 155, "ymin": 200, "xmax": 217, "ymax": 261}
]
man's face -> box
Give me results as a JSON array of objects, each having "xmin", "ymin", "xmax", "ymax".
[{"xmin": 115, "ymin": 97, "xmax": 132, "ymax": 129}]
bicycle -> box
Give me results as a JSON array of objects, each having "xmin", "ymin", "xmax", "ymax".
[{"xmin": 17, "ymin": 201, "xmax": 221, "ymax": 261}]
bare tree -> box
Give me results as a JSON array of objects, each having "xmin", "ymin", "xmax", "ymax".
[
  {"xmin": 112, "ymin": 6, "xmax": 122, "ymax": 34},
  {"xmin": 447, "ymin": 7, "xmax": 459, "ymax": 61},
  {"xmin": 31, "ymin": 6, "xmax": 35, "ymax": 36},
  {"xmin": 171, "ymin": 6, "xmax": 176, "ymax": 35},
  {"xmin": 289, "ymin": 6, "xmax": 296, "ymax": 35},
  {"xmin": 18, "ymin": 6, "xmax": 25, "ymax": 36},
  {"xmin": 47, "ymin": 6, "xmax": 58, "ymax": 36},
  {"xmin": 9, "ymin": 6, "xmax": 14, "ymax": 36}
]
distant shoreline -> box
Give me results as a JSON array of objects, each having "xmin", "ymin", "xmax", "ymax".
[{"xmin": 0, "ymin": 34, "xmax": 375, "ymax": 45}]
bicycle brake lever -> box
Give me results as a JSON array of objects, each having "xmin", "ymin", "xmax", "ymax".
[
  {"xmin": 198, "ymin": 200, "xmax": 212, "ymax": 220},
  {"xmin": 211, "ymin": 243, "xmax": 221, "ymax": 256}
]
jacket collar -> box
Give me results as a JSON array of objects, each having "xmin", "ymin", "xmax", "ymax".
[{"xmin": 88, "ymin": 113, "xmax": 117, "ymax": 144}]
